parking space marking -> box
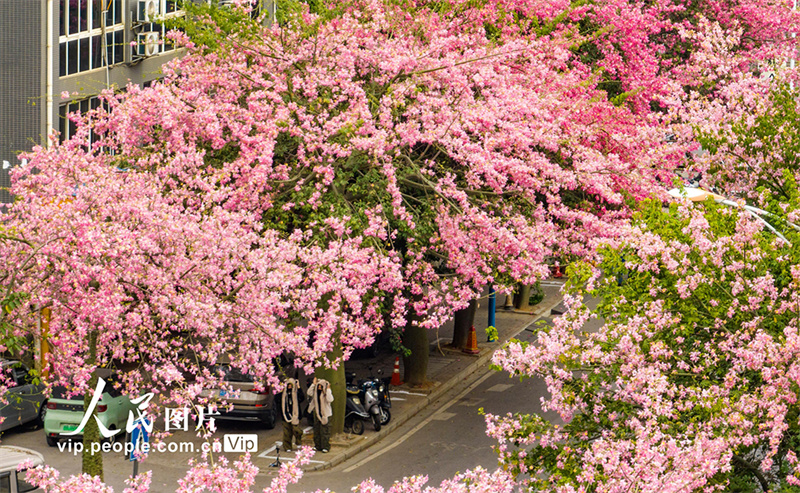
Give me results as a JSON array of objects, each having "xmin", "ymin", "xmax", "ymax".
[
  {"xmin": 258, "ymin": 443, "xmax": 281, "ymax": 458},
  {"xmin": 257, "ymin": 442, "xmax": 324, "ymax": 463},
  {"xmin": 430, "ymin": 412, "xmax": 456, "ymax": 421},
  {"xmin": 457, "ymin": 397, "xmax": 484, "ymax": 406},
  {"xmin": 487, "ymin": 384, "xmax": 513, "ymax": 392}
]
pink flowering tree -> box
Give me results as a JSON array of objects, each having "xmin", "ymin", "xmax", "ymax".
[
  {"xmin": 4, "ymin": 0, "xmax": 798, "ymax": 488},
  {"xmin": 692, "ymin": 83, "xmax": 800, "ymax": 205},
  {"xmin": 157, "ymin": 0, "xmax": 683, "ymax": 387},
  {"xmin": 1, "ymin": 0, "xmax": 680, "ymax": 475},
  {"xmin": 489, "ymin": 194, "xmax": 800, "ymax": 491}
]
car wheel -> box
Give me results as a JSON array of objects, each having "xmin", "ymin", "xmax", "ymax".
[
  {"xmin": 46, "ymin": 435, "xmax": 58, "ymax": 447},
  {"xmin": 105, "ymin": 426, "xmax": 118, "ymax": 444},
  {"xmin": 351, "ymin": 419, "xmax": 364, "ymax": 435},
  {"xmin": 262, "ymin": 408, "xmax": 277, "ymax": 430},
  {"xmin": 31, "ymin": 402, "xmax": 46, "ymax": 429},
  {"xmin": 379, "ymin": 407, "xmax": 391, "ymax": 426}
]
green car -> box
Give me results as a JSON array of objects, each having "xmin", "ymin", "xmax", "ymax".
[{"xmin": 43, "ymin": 371, "xmax": 136, "ymax": 447}]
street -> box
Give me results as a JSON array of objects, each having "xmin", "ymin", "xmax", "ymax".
[
  {"xmin": 287, "ymin": 333, "xmax": 561, "ymax": 492},
  {"xmin": 0, "ymin": 355, "xmax": 548, "ymax": 493},
  {"xmin": 0, "ymin": 295, "xmax": 580, "ymax": 493}
]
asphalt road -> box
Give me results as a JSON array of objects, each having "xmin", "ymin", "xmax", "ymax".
[
  {"xmin": 1, "ymin": 297, "xmax": 598, "ymax": 493},
  {"xmin": 0, "ymin": 323, "xmax": 557, "ymax": 493},
  {"xmin": 284, "ymin": 318, "xmax": 563, "ymax": 493}
]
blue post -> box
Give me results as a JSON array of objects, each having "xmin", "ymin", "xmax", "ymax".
[{"xmin": 488, "ymin": 288, "xmax": 496, "ymax": 341}]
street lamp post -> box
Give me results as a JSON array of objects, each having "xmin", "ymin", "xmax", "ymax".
[{"xmin": 667, "ymin": 187, "xmax": 799, "ymax": 245}]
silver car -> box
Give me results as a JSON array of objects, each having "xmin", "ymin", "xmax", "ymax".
[
  {"xmin": 0, "ymin": 361, "xmax": 46, "ymax": 433},
  {"xmin": 0, "ymin": 445, "xmax": 44, "ymax": 492}
]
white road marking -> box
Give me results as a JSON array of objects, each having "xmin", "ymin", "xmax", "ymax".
[
  {"xmin": 486, "ymin": 384, "xmax": 513, "ymax": 392},
  {"xmin": 430, "ymin": 412, "xmax": 456, "ymax": 421},
  {"xmin": 258, "ymin": 443, "xmax": 282, "ymax": 458},
  {"xmin": 457, "ymin": 397, "xmax": 484, "ymax": 406},
  {"xmin": 257, "ymin": 442, "xmax": 324, "ymax": 463},
  {"xmin": 342, "ymin": 370, "xmax": 495, "ymax": 473},
  {"xmin": 391, "ymin": 397, "xmax": 406, "ymax": 401},
  {"xmin": 390, "ymin": 390, "xmax": 427, "ymax": 396}
]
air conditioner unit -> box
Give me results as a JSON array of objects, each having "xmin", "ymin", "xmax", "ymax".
[
  {"xmin": 136, "ymin": 31, "xmax": 160, "ymax": 57},
  {"xmin": 137, "ymin": 0, "xmax": 160, "ymax": 23}
]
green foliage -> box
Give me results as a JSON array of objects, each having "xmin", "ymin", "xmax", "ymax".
[
  {"xmin": 696, "ymin": 84, "xmax": 800, "ymax": 201},
  {"xmin": 496, "ymin": 191, "xmax": 800, "ymax": 490},
  {"xmin": 167, "ymin": 0, "xmax": 266, "ymax": 53}
]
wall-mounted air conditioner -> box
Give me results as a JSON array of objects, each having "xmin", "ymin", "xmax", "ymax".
[
  {"xmin": 137, "ymin": 0, "xmax": 160, "ymax": 23},
  {"xmin": 136, "ymin": 31, "xmax": 160, "ymax": 57}
]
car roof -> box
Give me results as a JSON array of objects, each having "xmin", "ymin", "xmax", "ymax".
[{"xmin": 0, "ymin": 446, "xmax": 44, "ymax": 472}]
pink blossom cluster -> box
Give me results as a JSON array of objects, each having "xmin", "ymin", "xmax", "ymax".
[
  {"xmin": 0, "ymin": 0, "xmax": 694, "ymax": 402},
  {"xmin": 3, "ymin": 0, "xmax": 799, "ymax": 491},
  {"xmin": 490, "ymin": 201, "xmax": 800, "ymax": 491},
  {"xmin": 21, "ymin": 449, "xmax": 517, "ymax": 493}
]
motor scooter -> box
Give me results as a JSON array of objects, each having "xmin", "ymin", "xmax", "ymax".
[
  {"xmin": 344, "ymin": 381, "xmax": 371, "ymax": 435},
  {"xmin": 347, "ymin": 367, "xmax": 392, "ymax": 431}
]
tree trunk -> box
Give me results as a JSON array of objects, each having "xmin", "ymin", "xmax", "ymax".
[
  {"xmin": 516, "ymin": 283, "xmax": 531, "ymax": 310},
  {"xmin": 82, "ymin": 331, "xmax": 103, "ymax": 479},
  {"xmin": 451, "ymin": 298, "xmax": 478, "ymax": 349},
  {"xmin": 402, "ymin": 319, "xmax": 428, "ymax": 387},
  {"xmin": 314, "ymin": 343, "xmax": 345, "ymax": 435}
]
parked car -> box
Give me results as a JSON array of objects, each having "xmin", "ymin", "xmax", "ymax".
[
  {"xmin": 43, "ymin": 370, "xmax": 136, "ymax": 447},
  {"xmin": 0, "ymin": 445, "xmax": 44, "ymax": 492},
  {"xmin": 0, "ymin": 360, "xmax": 46, "ymax": 433},
  {"xmin": 202, "ymin": 365, "xmax": 277, "ymax": 429}
]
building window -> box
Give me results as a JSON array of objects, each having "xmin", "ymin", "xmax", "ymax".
[
  {"xmin": 59, "ymin": 0, "xmax": 125, "ymax": 76},
  {"xmin": 134, "ymin": 1, "xmax": 184, "ymax": 58},
  {"xmin": 59, "ymin": 96, "xmax": 105, "ymax": 145},
  {"xmin": 59, "ymin": 1, "xmax": 184, "ymax": 77}
]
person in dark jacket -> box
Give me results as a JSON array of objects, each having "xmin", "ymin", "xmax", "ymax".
[{"xmin": 281, "ymin": 377, "xmax": 304, "ymax": 451}]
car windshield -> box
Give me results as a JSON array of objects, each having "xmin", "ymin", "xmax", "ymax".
[
  {"xmin": 50, "ymin": 385, "xmax": 82, "ymax": 400},
  {"xmin": 1, "ymin": 362, "xmax": 31, "ymax": 387},
  {"xmin": 212, "ymin": 365, "xmax": 253, "ymax": 383},
  {"xmin": 50, "ymin": 374, "xmax": 123, "ymax": 400}
]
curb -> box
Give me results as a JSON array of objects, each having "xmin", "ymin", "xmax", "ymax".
[{"xmin": 305, "ymin": 293, "xmax": 564, "ymax": 472}]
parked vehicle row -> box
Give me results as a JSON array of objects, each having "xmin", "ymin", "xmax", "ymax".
[{"xmin": 1, "ymin": 359, "xmax": 392, "ymax": 447}]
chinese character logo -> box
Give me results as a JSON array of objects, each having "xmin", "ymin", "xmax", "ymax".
[{"xmin": 63, "ymin": 377, "xmax": 154, "ymax": 438}]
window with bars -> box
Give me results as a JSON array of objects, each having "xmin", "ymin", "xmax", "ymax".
[
  {"xmin": 58, "ymin": 96, "xmax": 105, "ymax": 145},
  {"xmin": 59, "ymin": 1, "xmax": 184, "ymax": 77},
  {"xmin": 59, "ymin": 0, "xmax": 125, "ymax": 76},
  {"xmin": 134, "ymin": 1, "xmax": 183, "ymax": 58}
]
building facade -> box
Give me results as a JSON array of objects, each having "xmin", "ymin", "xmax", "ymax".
[{"xmin": 0, "ymin": 0, "xmax": 274, "ymax": 203}]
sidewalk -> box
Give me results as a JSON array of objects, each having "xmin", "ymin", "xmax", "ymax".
[{"xmin": 253, "ymin": 280, "xmax": 565, "ymax": 473}]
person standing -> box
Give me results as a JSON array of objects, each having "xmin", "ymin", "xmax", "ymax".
[
  {"xmin": 281, "ymin": 377, "xmax": 304, "ymax": 452},
  {"xmin": 307, "ymin": 377, "xmax": 334, "ymax": 453}
]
